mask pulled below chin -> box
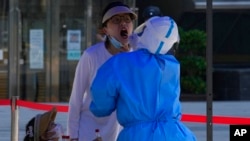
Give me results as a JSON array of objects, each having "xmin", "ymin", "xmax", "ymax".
[{"xmin": 108, "ymin": 36, "xmax": 123, "ymax": 49}]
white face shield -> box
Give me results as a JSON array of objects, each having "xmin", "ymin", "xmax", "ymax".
[{"xmin": 131, "ymin": 16, "xmax": 180, "ymax": 54}]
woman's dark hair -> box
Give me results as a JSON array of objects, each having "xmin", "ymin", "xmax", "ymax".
[
  {"xmin": 101, "ymin": 1, "xmax": 129, "ymax": 18},
  {"xmin": 23, "ymin": 117, "xmax": 35, "ymax": 141}
]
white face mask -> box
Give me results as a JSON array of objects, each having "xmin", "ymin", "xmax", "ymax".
[{"xmin": 108, "ymin": 35, "xmax": 123, "ymax": 48}]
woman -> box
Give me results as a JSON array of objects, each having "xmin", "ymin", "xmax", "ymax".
[
  {"xmin": 24, "ymin": 107, "xmax": 63, "ymax": 141},
  {"xmin": 67, "ymin": 1, "xmax": 137, "ymax": 141}
]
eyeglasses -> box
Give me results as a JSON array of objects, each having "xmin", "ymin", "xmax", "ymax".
[{"xmin": 110, "ymin": 15, "xmax": 132, "ymax": 24}]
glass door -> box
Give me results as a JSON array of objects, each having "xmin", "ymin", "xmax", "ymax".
[
  {"xmin": 0, "ymin": 0, "xmax": 8, "ymax": 99},
  {"xmin": 19, "ymin": 0, "xmax": 52, "ymax": 101}
]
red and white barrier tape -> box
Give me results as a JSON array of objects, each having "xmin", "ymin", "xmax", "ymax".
[{"xmin": 1, "ymin": 99, "xmax": 250, "ymax": 125}]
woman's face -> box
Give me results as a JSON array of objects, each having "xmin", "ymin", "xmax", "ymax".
[
  {"xmin": 103, "ymin": 13, "xmax": 134, "ymax": 46},
  {"xmin": 40, "ymin": 121, "xmax": 59, "ymax": 141}
]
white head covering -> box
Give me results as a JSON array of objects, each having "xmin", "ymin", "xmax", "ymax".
[{"xmin": 131, "ymin": 16, "xmax": 180, "ymax": 54}]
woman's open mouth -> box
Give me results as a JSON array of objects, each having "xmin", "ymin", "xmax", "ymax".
[{"xmin": 120, "ymin": 29, "xmax": 128, "ymax": 39}]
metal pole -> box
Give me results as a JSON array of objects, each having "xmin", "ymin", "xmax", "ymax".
[
  {"xmin": 50, "ymin": 0, "xmax": 60, "ymax": 102},
  {"xmin": 9, "ymin": 0, "xmax": 21, "ymax": 139},
  {"xmin": 206, "ymin": 0, "xmax": 213, "ymax": 141},
  {"xmin": 8, "ymin": 0, "xmax": 21, "ymax": 98},
  {"xmin": 86, "ymin": 0, "xmax": 93, "ymax": 47},
  {"xmin": 46, "ymin": 0, "xmax": 52, "ymax": 101},
  {"xmin": 131, "ymin": 0, "xmax": 138, "ymax": 27},
  {"xmin": 11, "ymin": 96, "xmax": 19, "ymax": 141}
]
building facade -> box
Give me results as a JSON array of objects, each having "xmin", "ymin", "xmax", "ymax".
[
  {"xmin": 0, "ymin": 0, "xmax": 136, "ymax": 102},
  {"xmin": 0, "ymin": 0, "xmax": 250, "ymax": 101}
]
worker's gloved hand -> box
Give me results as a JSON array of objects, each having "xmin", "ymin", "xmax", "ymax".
[{"xmin": 128, "ymin": 32, "xmax": 139, "ymax": 50}]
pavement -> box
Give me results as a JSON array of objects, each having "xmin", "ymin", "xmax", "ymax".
[{"xmin": 1, "ymin": 101, "xmax": 250, "ymax": 141}]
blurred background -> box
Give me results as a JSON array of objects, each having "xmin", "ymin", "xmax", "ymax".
[{"xmin": 0, "ymin": 0, "xmax": 250, "ymax": 102}]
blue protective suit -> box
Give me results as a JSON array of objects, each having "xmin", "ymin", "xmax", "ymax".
[{"xmin": 90, "ymin": 49, "xmax": 197, "ymax": 141}]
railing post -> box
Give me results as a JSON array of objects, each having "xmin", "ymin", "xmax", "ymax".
[
  {"xmin": 206, "ymin": 0, "xmax": 213, "ymax": 141},
  {"xmin": 11, "ymin": 96, "xmax": 19, "ymax": 141}
]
